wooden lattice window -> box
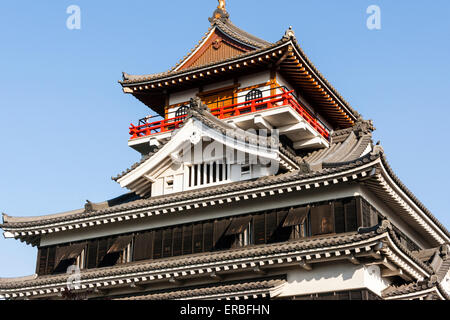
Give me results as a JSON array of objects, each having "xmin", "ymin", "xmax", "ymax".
[
  {"xmin": 175, "ymin": 105, "xmax": 189, "ymax": 118},
  {"xmin": 245, "ymin": 89, "xmax": 263, "ymax": 102}
]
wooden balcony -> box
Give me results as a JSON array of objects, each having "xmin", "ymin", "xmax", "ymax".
[{"xmin": 129, "ymin": 88, "xmax": 330, "ymax": 153}]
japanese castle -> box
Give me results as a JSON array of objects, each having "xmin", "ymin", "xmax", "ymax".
[{"xmin": 1, "ymin": 2, "xmax": 449, "ymax": 300}]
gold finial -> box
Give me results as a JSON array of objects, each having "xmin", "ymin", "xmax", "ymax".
[{"xmin": 218, "ymin": 0, "xmax": 226, "ymax": 11}]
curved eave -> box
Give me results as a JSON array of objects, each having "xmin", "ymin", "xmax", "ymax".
[
  {"xmin": 287, "ymin": 36, "xmax": 359, "ymax": 126},
  {"xmin": 367, "ymin": 155, "xmax": 450, "ymax": 245},
  {"xmin": 383, "ymin": 281, "xmax": 450, "ymax": 300},
  {"xmin": 1, "ymin": 154, "xmax": 381, "ymax": 244}
]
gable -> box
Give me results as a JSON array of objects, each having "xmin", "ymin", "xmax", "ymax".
[
  {"xmin": 177, "ymin": 29, "xmax": 254, "ymax": 71},
  {"xmin": 117, "ymin": 117, "xmax": 283, "ymax": 197}
]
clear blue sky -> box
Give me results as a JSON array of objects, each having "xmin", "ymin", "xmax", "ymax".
[{"xmin": 0, "ymin": 0, "xmax": 449, "ymax": 277}]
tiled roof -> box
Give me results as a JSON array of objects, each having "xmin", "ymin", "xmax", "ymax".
[
  {"xmin": 382, "ymin": 279, "xmax": 450, "ymax": 300},
  {"xmin": 287, "ymin": 35, "xmax": 361, "ymax": 121},
  {"xmin": 120, "ymin": 39, "xmax": 285, "ymax": 84},
  {"xmin": 304, "ymin": 129, "xmax": 373, "ymax": 171},
  {"xmin": 115, "ymin": 277, "xmax": 285, "ymax": 300},
  {"xmin": 378, "ymin": 153, "xmax": 450, "ymax": 240},
  {"xmin": 0, "ymin": 231, "xmax": 380, "ymax": 290},
  {"xmin": 1, "ymin": 152, "xmax": 380, "ymax": 229},
  {"xmin": 383, "ymin": 244, "xmax": 450, "ymax": 300},
  {"xmin": 383, "ymin": 281, "xmax": 441, "ymax": 299}
]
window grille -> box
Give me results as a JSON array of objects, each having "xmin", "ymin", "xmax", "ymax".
[
  {"xmin": 175, "ymin": 105, "xmax": 190, "ymax": 118},
  {"xmin": 188, "ymin": 162, "xmax": 228, "ymax": 188},
  {"xmin": 245, "ymin": 89, "xmax": 263, "ymax": 102}
]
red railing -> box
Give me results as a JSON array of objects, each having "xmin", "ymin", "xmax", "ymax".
[{"xmin": 129, "ymin": 89, "xmax": 330, "ymax": 140}]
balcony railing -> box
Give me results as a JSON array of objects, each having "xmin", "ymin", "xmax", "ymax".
[{"xmin": 129, "ymin": 87, "xmax": 330, "ymax": 140}]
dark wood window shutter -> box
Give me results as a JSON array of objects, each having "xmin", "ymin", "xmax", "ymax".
[
  {"xmin": 162, "ymin": 229, "xmax": 173, "ymax": 258},
  {"xmin": 276, "ymin": 210, "xmax": 288, "ymax": 226},
  {"xmin": 283, "ymin": 207, "xmax": 309, "ymax": 227},
  {"xmin": 337, "ymin": 291, "xmax": 350, "ymax": 300},
  {"xmin": 87, "ymin": 240, "xmax": 99, "ymax": 269},
  {"xmin": 311, "ymin": 204, "xmax": 335, "ymax": 236},
  {"xmin": 133, "ymin": 232, "xmax": 153, "ymax": 261},
  {"xmin": 46, "ymin": 246, "xmax": 56, "ymax": 274},
  {"xmin": 350, "ymin": 290, "xmax": 363, "ymax": 300},
  {"xmin": 362, "ymin": 199, "xmax": 371, "ymax": 227},
  {"xmin": 334, "ymin": 201, "xmax": 346, "ymax": 233},
  {"xmin": 172, "ymin": 227, "xmax": 183, "ymax": 257},
  {"xmin": 193, "ymin": 224, "xmax": 203, "ymax": 253},
  {"xmin": 275, "ymin": 210, "xmax": 292, "ymax": 242},
  {"xmin": 107, "ymin": 236, "xmax": 133, "ymax": 254},
  {"xmin": 266, "ymin": 210, "xmax": 279, "ymax": 242},
  {"xmin": 225, "ymin": 216, "xmax": 252, "ymax": 236},
  {"xmin": 345, "ymin": 199, "xmax": 358, "ymax": 232},
  {"xmin": 37, "ymin": 247, "xmax": 48, "ymax": 275},
  {"xmin": 203, "ymin": 222, "xmax": 214, "ymax": 252},
  {"xmin": 153, "ymin": 230, "xmax": 163, "ymax": 259},
  {"xmin": 253, "ymin": 214, "xmax": 266, "ymax": 245},
  {"xmin": 213, "ymin": 219, "xmax": 230, "ymax": 246},
  {"xmin": 182, "ymin": 225, "xmax": 193, "ymax": 255},
  {"xmin": 96, "ymin": 238, "xmax": 109, "ymax": 265},
  {"xmin": 370, "ymin": 206, "xmax": 379, "ymax": 226}
]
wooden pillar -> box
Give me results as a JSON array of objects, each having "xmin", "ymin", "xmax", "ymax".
[
  {"xmin": 270, "ymin": 69, "xmax": 277, "ymax": 96},
  {"xmin": 164, "ymin": 93, "xmax": 170, "ymax": 120},
  {"xmin": 356, "ymin": 196, "xmax": 363, "ymax": 229}
]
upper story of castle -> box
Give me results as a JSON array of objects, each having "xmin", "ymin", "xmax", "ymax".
[{"xmin": 116, "ymin": 1, "xmax": 365, "ymax": 198}]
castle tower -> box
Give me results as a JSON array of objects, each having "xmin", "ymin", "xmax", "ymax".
[{"xmin": 1, "ymin": 2, "xmax": 449, "ymax": 301}]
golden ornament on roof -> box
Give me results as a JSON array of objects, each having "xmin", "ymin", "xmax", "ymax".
[{"xmin": 218, "ymin": 0, "xmax": 226, "ymax": 11}]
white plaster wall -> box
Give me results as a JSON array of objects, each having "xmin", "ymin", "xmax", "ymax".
[
  {"xmin": 277, "ymin": 262, "xmax": 388, "ymax": 298},
  {"xmin": 151, "ymin": 162, "xmax": 185, "ymax": 197},
  {"xmin": 279, "ymin": 263, "xmax": 364, "ymax": 297},
  {"xmin": 239, "ymin": 71, "xmax": 270, "ymax": 89},
  {"xmin": 363, "ymin": 265, "xmax": 390, "ymax": 296},
  {"xmin": 168, "ymin": 88, "xmax": 199, "ymax": 118},
  {"xmin": 169, "ymin": 88, "xmax": 199, "ymax": 105}
]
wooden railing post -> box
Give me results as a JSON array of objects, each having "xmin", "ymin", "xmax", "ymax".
[{"xmin": 129, "ymin": 125, "xmax": 138, "ymax": 139}]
